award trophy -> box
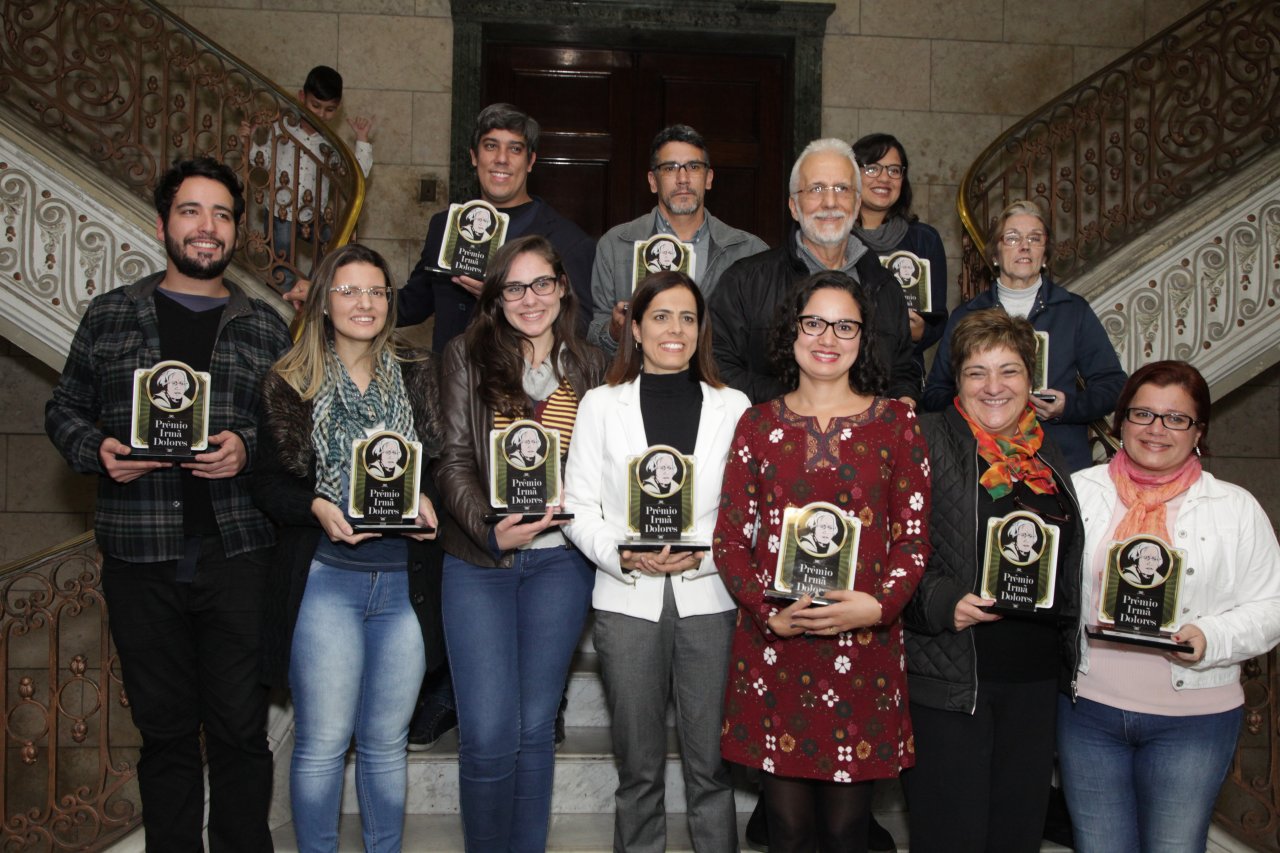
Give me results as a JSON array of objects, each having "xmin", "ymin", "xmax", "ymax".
[
  {"xmin": 436, "ymin": 200, "xmax": 510, "ymax": 279},
  {"xmin": 1033, "ymin": 331, "xmax": 1050, "ymax": 392},
  {"xmin": 1087, "ymin": 535, "xmax": 1192, "ymax": 651},
  {"xmin": 485, "ymin": 419, "xmax": 571, "ymax": 523},
  {"xmin": 126, "ymin": 360, "xmax": 211, "ymax": 460},
  {"xmin": 615, "ymin": 445, "xmax": 705, "ymax": 554},
  {"xmin": 631, "ymin": 234, "xmax": 696, "ymax": 291},
  {"xmin": 347, "ymin": 430, "xmax": 427, "ymax": 532},
  {"xmin": 880, "ymin": 250, "xmax": 934, "ymax": 314},
  {"xmin": 978, "ymin": 510, "xmax": 1060, "ymax": 613},
  {"xmin": 769, "ymin": 502, "xmax": 860, "ymax": 606}
]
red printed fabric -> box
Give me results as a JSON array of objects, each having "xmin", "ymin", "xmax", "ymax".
[{"xmin": 713, "ymin": 398, "xmax": 932, "ymax": 782}]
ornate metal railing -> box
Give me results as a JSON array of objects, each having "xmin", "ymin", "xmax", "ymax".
[
  {"xmin": 0, "ymin": 0, "xmax": 366, "ymax": 294},
  {"xmin": 957, "ymin": 0, "xmax": 1280, "ymax": 300},
  {"xmin": 1, "ymin": 533, "xmax": 142, "ymax": 852}
]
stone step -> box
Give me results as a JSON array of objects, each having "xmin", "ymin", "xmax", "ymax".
[{"xmin": 269, "ymin": 811, "xmax": 1074, "ymax": 852}]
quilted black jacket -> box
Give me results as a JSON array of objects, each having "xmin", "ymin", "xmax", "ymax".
[{"xmin": 903, "ymin": 405, "xmax": 1084, "ymax": 713}]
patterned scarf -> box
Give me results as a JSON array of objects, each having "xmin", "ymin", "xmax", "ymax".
[
  {"xmin": 1109, "ymin": 448, "xmax": 1202, "ymax": 541},
  {"xmin": 311, "ymin": 341, "xmax": 417, "ymax": 505},
  {"xmin": 954, "ymin": 398, "xmax": 1058, "ymax": 499}
]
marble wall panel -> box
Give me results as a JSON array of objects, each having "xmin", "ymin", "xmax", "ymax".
[
  {"xmin": 175, "ymin": 9, "xmax": 338, "ymax": 88},
  {"xmin": 823, "ymin": 36, "xmax": 931, "ymax": 111},
  {"xmin": 856, "ymin": 109, "xmax": 1004, "ymax": 186},
  {"xmin": 859, "ymin": 0, "xmax": 1001, "ymax": 41},
  {"xmin": 341, "ymin": 89, "xmax": 415, "ymax": 165},
  {"xmin": 1004, "ymin": 0, "xmax": 1143, "ymax": 47},
  {"xmin": 930, "ymin": 41, "xmax": 1074, "ymax": 116},
  {"xmin": 7, "ymin": 436, "xmax": 96, "ymax": 514},
  {"xmin": 338, "ymin": 14, "xmax": 452, "ymax": 93},
  {"xmin": 412, "ymin": 92, "xmax": 455, "ymax": 168},
  {"xmin": 357, "ymin": 163, "xmax": 434, "ymax": 242}
]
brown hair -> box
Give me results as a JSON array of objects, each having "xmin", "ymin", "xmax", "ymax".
[
  {"xmin": 948, "ymin": 308, "xmax": 1038, "ymax": 379},
  {"xmin": 1109, "ymin": 360, "xmax": 1211, "ymax": 454},
  {"xmin": 984, "ymin": 199, "xmax": 1055, "ymax": 270},
  {"xmin": 462, "ymin": 234, "xmax": 591, "ymax": 418},
  {"xmin": 605, "ymin": 272, "xmax": 723, "ymax": 387}
]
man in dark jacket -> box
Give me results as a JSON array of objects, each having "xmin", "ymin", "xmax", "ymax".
[
  {"xmin": 397, "ymin": 102, "xmax": 596, "ymax": 349},
  {"xmin": 709, "ymin": 137, "xmax": 921, "ymax": 405}
]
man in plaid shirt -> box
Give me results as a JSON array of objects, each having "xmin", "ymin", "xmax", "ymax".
[{"xmin": 46, "ymin": 158, "xmax": 290, "ymax": 852}]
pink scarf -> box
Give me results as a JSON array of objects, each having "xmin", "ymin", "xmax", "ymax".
[{"xmin": 1108, "ymin": 449, "xmax": 1202, "ymax": 541}]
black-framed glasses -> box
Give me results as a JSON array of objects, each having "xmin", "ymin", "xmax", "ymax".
[
  {"xmin": 1123, "ymin": 408, "xmax": 1199, "ymax": 431},
  {"xmin": 797, "ymin": 315, "xmax": 862, "ymax": 340},
  {"xmin": 500, "ymin": 275, "xmax": 560, "ymax": 302},
  {"xmin": 330, "ymin": 285, "xmax": 392, "ymax": 300},
  {"xmin": 652, "ymin": 160, "xmax": 709, "ymax": 176},
  {"xmin": 1012, "ymin": 493, "xmax": 1073, "ymax": 526},
  {"xmin": 863, "ymin": 163, "xmax": 906, "ymax": 179}
]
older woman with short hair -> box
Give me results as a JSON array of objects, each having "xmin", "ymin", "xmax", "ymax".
[
  {"xmin": 1060, "ymin": 360, "xmax": 1280, "ymax": 853},
  {"xmin": 903, "ymin": 308, "xmax": 1084, "ymax": 852},
  {"xmin": 922, "ymin": 200, "xmax": 1126, "ymax": 472}
]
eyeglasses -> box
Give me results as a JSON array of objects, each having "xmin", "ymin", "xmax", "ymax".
[
  {"xmin": 1123, "ymin": 408, "xmax": 1199, "ymax": 431},
  {"xmin": 500, "ymin": 275, "xmax": 560, "ymax": 302},
  {"xmin": 1012, "ymin": 493, "xmax": 1073, "ymax": 525},
  {"xmin": 1001, "ymin": 231, "xmax": 1046, "ymax": 247},
  {"xmin": 793, "ymin": 183, "xmax": 856, "ymax": 198},
  {"xmin": 863, "ymin": 163, "xmax": 906, "ymax": 179},
  {"xmin": 330, "ymin": 285, "xmax": 392, "ymax": 300},
  {"xmin": 797, "ymin": 315, "xmax": 863, "ymax": 340},
  {"xmin": 652, "ymin": 160, "xmax": 709, "ymax": 176}
]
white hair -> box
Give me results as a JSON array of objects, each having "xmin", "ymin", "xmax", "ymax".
[
  {"xmin": 156, "ymin": 367, "xmax": 189, "ymax": 390},
  {"xmin": 511, "ymin": 426, "xmax": 540, "ymax": 447},
  {"xmin": 1008, "ymin": 518, "xmax": 1035, "ymax": 539},
  {"xmin": 788, "ymin": 138, "xmax": 863, "ymax": 196},
  {"xmin": 371, "ymin": 436, "xmax": 402, "ymax": 457},
  {"xmin": 645, "ymin": 451, "xmax": 676, "ymax": 474},
  {"xmin": 806, "ymin": 509, "xmax": 839, "ymax": 534}
]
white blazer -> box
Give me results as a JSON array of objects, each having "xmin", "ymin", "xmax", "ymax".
[{"xmin": 564, "ymin": 378, "xmax": 750, "ymax": 621}]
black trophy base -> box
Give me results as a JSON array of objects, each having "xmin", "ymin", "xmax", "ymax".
[
  {"xmin": 351, "ymin": 521, "xmax": 434, "ymax": 534},
  {"xmin": 765, "ymin": 589, "xmax": 835, "ymax": 607},
  {"xmin": 484, "ymin": 511, "xmax": 574, "ymax": 524},
  {"xmin": 1086, "ymin": 624, "xmax": 1193, "ymax": 652},
  {"xmin": 616, "ymin": 539, "xmax": 709, "ymax": 554},
  {"xmin": 118, "ymin": 448, "xmax": 203, "ymax": 462}
]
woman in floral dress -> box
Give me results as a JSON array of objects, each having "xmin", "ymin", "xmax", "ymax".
[{"xmin": 714, "ymin": 271, "xmax": 931, "ymax": 852}]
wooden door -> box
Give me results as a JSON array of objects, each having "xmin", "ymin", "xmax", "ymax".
[{"xmin": 483, "ymin": 39, "xmax": 791, "ymax": 246}]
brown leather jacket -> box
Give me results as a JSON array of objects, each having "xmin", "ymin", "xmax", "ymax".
[{"xmin": 434, "ymin": 335, "xmax": 607, "ymax": 567}]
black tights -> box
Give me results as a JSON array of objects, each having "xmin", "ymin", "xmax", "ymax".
[{"xmin": 761, "ymin": 774, "xmax": 874, "ymax": 853}]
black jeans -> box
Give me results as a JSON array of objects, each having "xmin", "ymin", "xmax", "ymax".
[{"xmin": 102, "ymin": 540, "xmax": 273, "ymax": 852}]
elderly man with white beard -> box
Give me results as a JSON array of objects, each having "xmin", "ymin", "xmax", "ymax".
[{"xmin": 709, "ymin": 137, "xmax": 920, "ymax": 406}]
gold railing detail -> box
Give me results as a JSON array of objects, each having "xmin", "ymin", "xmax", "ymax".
[
  {"xmin": 957, "ymin": 0, "xmax": 1280, "ymax": 300},
  {"xmin": 1, "ymin": 533, "xmax": 142, "ymax": 851},
  {"xmin": 0, "ymin": 0, "xmax": 365, "ymax": 294}
]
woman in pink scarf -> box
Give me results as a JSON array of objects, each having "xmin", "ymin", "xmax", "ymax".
[{"xmin": 1061, "ymin": 360, "xmax": 1280, "ymax": 853}]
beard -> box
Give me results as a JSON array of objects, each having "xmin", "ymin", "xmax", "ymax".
[
  {"xmin": 662, "ymin": 189, "xmax": 701, "ymax": 217},
  {"xmin": 797, "ymin": 210, "xmax": 852, "ymax": 248},
  {"xmin": 166, "ymin": 231, "xmax": 235, "ymax": 280}
]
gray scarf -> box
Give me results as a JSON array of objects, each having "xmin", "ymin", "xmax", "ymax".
[{"xmin": 854, "ymin": 216, "xmax": 910, "ymax": 253}]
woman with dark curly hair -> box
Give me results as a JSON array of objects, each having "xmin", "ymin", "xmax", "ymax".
[
  {"xmin": 433, "ymin": 234, "xmax": 606, "ymax": 851},
  {"xmin": 714, "ymin": 270, "xmax": 932, "ymax": 852}
]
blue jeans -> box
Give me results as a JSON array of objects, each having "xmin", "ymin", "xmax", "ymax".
[
  {"xmin": 443, "ymin": 548, "xmax": 594, "ymax": 853},
  {"xmin": 1057, "ymin": 695, "xmax": 1242, "ymax": 853},
  {"xmin": 289, "ymin": 561, "xmax": 426, "ymax": 853}
]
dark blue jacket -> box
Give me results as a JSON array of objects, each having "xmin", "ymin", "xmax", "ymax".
[
  {"xmin": 864, "ymin": 219, "xmax": 949, "ymax": 373},
  {"xmin": 398, "ymin": 197, "xmax": 596, "ymax": 351},
  {"xmin": 921, "ymin": 276, "xmax": 1127, "ymax": 472}
]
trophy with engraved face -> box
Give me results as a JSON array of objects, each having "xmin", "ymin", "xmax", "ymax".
[
  {"xmin": 1087, "ymin": 535, "xmax": 1191, "ymax": 651},
  {"xmin": 616, "ymin": 444, "xmax": 704, "ymax": 553},
  {"xmin": 978, "ymin": 510, "xmax": 1060, "ymax": 613},
  {"xmin": 770, "ymin": 502, "xmax": 860, "ymax": 606},
  {"xmin": 437, "ymin": 200, "xmax": 510, "ymax": 279},
  {"xmin": 347, "ymin": 430, "xmax": 425, "ymax": 532},
  {"xmin": 127, "ymin": 360, "xmax": 211, "ymax": 460},
  {"xmin": 631, "ymin": 234, "xmax": 696, "ymax": 291},
  {"xmin": 486, "ymin": 419, "xmax": 571, "ymax": 522}
]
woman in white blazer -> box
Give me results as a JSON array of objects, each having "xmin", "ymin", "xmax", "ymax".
[{"xmin": 565, "ymin": 271, "xmax": 750, "ymax": 853}]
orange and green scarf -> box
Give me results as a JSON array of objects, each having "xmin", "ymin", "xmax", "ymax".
[{"xmin": 954, "ymin": 398, "xmax": 1058, "ymax": 499}]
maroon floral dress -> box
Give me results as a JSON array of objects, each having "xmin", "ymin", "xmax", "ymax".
[{"xmin": 714, "ymin": 398, "xmax": 931, "ymax": 782}]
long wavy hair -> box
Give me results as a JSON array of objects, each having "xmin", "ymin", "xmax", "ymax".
[
  {"xmin": 272, "ymin": 243, "xmax": 402, "ymax": 400},
  {"xmin": 768, "ymin": 271, "xmax": 886, "ymax": 395},
  {"xmin": 605, "ymin": 271, "xmax": 723, "ymax": 387},
  {"xmin": 463, "ymin": 234, "xmax": 591, "ymax": 417}
]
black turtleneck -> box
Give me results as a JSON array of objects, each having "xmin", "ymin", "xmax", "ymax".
[{"xmin": 639, "ymin": 371, "xmax": 702, "ymax": 454}]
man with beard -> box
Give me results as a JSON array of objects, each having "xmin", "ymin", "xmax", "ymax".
[
  {"xmin": 589, "ymin": 124, "xmax": 767, "ymax": 354},
  {"xmin": 709, "ymin": 138, "xmax": 919, "ymax": 406},
  {"xmin": 46, "ymin": 158, "xmax": 289, "ymax": 852}
]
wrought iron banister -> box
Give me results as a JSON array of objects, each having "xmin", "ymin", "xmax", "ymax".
[
  {"xmin": 1, "ymin": 533, "xmax": 142, "ymax": 851},
  {"xmin": 0, "ymin": 0, "xmax": 366, "ymax": 294},
  {"xmin": 957, "ymin": 0, "xmax": 1280, "ymax": 300}
]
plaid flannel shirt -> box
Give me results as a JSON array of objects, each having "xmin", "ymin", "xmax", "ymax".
[{"xmin": 45, "ymin": 272, "xmax": 292, "ymax": 562}]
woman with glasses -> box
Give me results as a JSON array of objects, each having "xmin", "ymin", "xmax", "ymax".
[
  {"xmin": 901, "ymin": 309, "xmax": 1084, "ymax": 852},
  {"xmin": 434, "ymin": 234, "xmax": 606, "ymax": 851},
  {"xmin": 921, "ymin": 199, "xmax": 1126, "ymax": 472},
  {"xmin": 852, "ymin": 133, "xmax": 949, "ymax": 375},
  {"xmin": 253, "ymin": 243, "xmax": 444, "ymax": 851},
  {"xmin": 714, "ymin": 270, "xmax": 931, "ymax": 853},
  {"xmin": 564, "ymin": 271, "xmax": 750, "ymax": 852},
  {"xmin": 1059, "ymin": 361, "xmax": 1280, "ymax": 853}
]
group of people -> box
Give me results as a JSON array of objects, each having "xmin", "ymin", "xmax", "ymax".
[{"xmin": 43, "ymin": 91, "xmax": 1280, "ymax": 853}]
